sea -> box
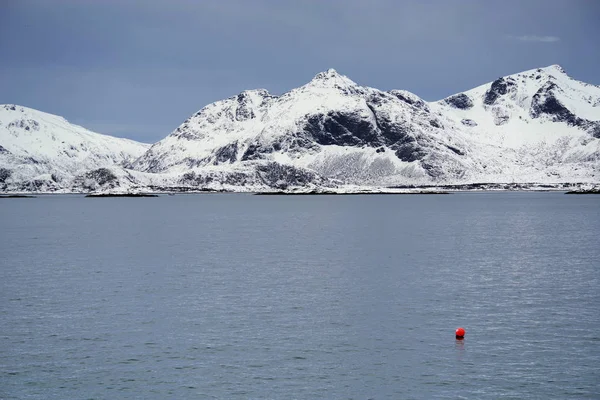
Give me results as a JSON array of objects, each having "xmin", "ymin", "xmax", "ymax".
[{"xmin": 1, "ymin": 192, "xmax": 599, "ymax": 399}]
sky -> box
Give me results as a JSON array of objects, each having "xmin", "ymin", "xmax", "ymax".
[{"xmin": 1, "ymin": 0, "xmax": 599, "ymax": 143}]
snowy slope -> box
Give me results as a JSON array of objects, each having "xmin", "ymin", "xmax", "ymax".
[
  {"xmin": 433, "ymin": 65, "xmax": 600, "ymax": 182},
  {"xmin": 0, "ymin": 105, "xmax": 149, "ymax": 191},
  {"xmin": 436, "ymin": 65, "xmax": 600, "ymax": 143}
]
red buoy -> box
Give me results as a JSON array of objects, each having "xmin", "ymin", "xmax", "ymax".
[{"xmin": 455, "ymin": 327, "xmax": 466, "ymax": 339}]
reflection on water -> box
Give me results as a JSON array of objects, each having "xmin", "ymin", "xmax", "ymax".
[{"xmin": 455, "ymin": 339, "xmax": 465, "ymax": 360}]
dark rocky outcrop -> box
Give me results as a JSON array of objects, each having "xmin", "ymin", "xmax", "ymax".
[
  {"xmin": 586, "ymin": 122, "xmax": 600, "ymax": 139},
  {"xmin": 388, "ymin": 90, "xmax": 428, "ymax": 110},
  {"xmin": 235, "ymin": 93, "xmax": 256, "ymax": 121},
  {"xmin": 429, "ymin": 119, "xmax": 443, "ymax": 128},
  {"xmin": 256, "ymin": 162, "xmax": 323, "ymax": 189},
  {"xmin": 179, "ymin": 171, "xmax": 212, "ymax": 186},
  {"xmin": 75, "ymin": 168, "xmax": 119, "ymax": 190},
  {"xmin": 303, "ymin": 112, "xmax": 381, "ymax": 147},
  {"xmin": 8, "ymin": 118, "xmax": 40, "ymax": 131},
  {"xmin": 530, "ymin": 83, "xmax": 600, "ymax": 137},
  {"xmin": 446, "ymin": 144, "xmax": 465, "ymax": 155},
  {"xmin": 444, "ymin": 93, "xmax": 474, "ymax": 109},
  {"xmin": 394, "ymin": 140, "xmax": 426, "ymax": 162},
  {"xmin": 241, "ymin": 143, "xmax": 270, "ymax": 161},
  {"xmin": 213, "ymin": 142, "xmax": 239, "ymax": 164},
  {"xmin": 241, "ymin": 134, "xmax": 320, "ymax": 161},
  {"xmin": 484, "ymin": 77, "xmax": 516, "ymax": 105},
  {"xmin": 530, "ymin": 83, "xmax": 577, "ymax": 124},
  {"xmin": 0, "ymin": 168, "xmax": 11, "ymax": 183},
  {"xmin": 87, "ymin": 168, "xmax": 117, "ymax": 185}
]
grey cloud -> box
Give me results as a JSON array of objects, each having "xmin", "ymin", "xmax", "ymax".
[{"xmin": 511, "ymin": 35, "xmax": 561, "ymax": 43}]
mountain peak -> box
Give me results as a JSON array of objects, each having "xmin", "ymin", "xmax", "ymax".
[
  {"xmin": 314, "ymin": 68, "xmax": 341, "ymax": 78},
  {"xmin": 307, "ymin": 68, "xmax": 357, "ymax": 88},
  {"xmin": 540, "ymin": 64, "xmax": 567, "ymax": 75}
]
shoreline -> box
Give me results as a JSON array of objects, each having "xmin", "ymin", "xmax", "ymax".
[{"xmin": 1, "ymin": 183, "xmax": 597, "ymax": 196}]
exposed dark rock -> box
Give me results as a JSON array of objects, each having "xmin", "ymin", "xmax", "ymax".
[
  {"xmin": 183, "ymin": 157, "xmax": 210, "ymax": 169},
  {"xmin": 530, "ymin": 84, "xmax": 578, "ymax": 125},
  {"xmin": 461, "ymin": 119, "xmax": 478, "ymax": 127},
  {"xmin": 303, "ymin": 112, "xmax": 382, "ymax": 147},
  {"xmin": 256, "ymin": 162, "xmax": 322, "ymax": 189},
  {"xmin": 8, "ymin": 119, "xmax": 40, "ymax": 131},
  {"xmin": 364, "ymin": 103, "xmax": 417, "ymax": 146},
  {"xmin": 85, "ymin": 168, "xmax": 118, "ymax": 186},
  {"xmin": 394, "ymin": 141, "xmax": 426, "ymax": 162},
  {"xmin": 275, "ymin": 135, "xmax": 319, "ymax": 154},
  {"xmin": 388, "ymin": 90, "xmax": 428, "ymax": 109},
  {"xmin": 235, "ymin": 93, "xmax": 256, "ymax": 121},
  {"xmin": 444, "ymin": 93, "xmax": 474, "ymax": 109},
  {"xmin": 179, "ymin": 171, "xmax": 208, "ymax": 186},
  {"xmin": 213, "ymin": 142, "xmax": 239, "ymax": 164},
  {"xmin": 586, "ymin": 122, "xmax": 600, "ymax": 139},
  {"xmin": 173, "ymin": 127, "xmax": 196, "ymax": 140},
  {"xmin": 0, "ymin": 145, "xmax": 8, "ymax": 153},
  {"xmin": 178, "ymin": 170, "xmax": 252, "ymax": 187},
  {"xmin": 139, "ymin": 151, "xmax": 170, "ymax": 173},
  {"xmin": 446, "ymin": 145, "xmax": 465, "ymax": 155},
  {"xmin": 420, "ymin": 160, "xmax": 444, "ymax": 178},
  {"xmin": 0, "ymin": 168, "xmax": 11, "ymax": 183},
  {"xmin": 494, "ymin": 114, "xmax": 510, "ymax": 126},
  {"xmin": 241, "ymin": 143, "xmax": 270, "ymax": 161},
  {"xmin": 484, "ymin": 77, "xmax": 516, "ymax": 105},
  {"xmin": 429, "ymin": 119, "xmax": 443, "ymax": 128},
  {"xmin": 16, "ymin": 178, "xmax": 60, "ymax": 192},
  {"xmin": 224, "ymin": 172, "xmax": 253, "ymax": 186},
  {"xmin": 529, "ymin": 83, "xmax": 600, "ymax": 137},
  {"xmin": 365, "ymin": 91, "xmax": 389, "ymax": 107}
]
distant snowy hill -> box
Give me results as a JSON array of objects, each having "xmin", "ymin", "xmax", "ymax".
[
  {"xmin": 434, "ymin": 65, "xmax": 600, "ymax": 181},
  {"xmin": 0, "ymin": 105, "xmax": 149, "ymax": 192},
  {"xmin": 1, "ymin": 65, "xmax": 599, "ymax": 193}
]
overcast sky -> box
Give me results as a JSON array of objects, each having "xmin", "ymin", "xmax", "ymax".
[{"xmin": 1, "ymin": 0, "xmax": 599, "ymax": 143}]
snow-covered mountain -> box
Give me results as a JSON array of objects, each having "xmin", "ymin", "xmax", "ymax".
[
  {"xmin": 1, "ymin": 65, "xmax": 599, "ymax": 193},
  {"xmin": 433, "ymin": 65, "xmax": 600, "ymax": 181},
  {"xmin": 131, "ymin": 65, "xmax": 599, "ymax": 189},
  {"xmin": 0, "ymin": 105, "xmax": 149, "ymax": 192}
]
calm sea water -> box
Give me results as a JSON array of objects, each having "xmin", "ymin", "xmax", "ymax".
[{"xmin": 1, "ymin": 192, "xmax": 599, "ymax": 399}]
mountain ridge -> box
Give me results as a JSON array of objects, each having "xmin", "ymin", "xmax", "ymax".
[{"xmin": 1, "ymin": 65, "xmax": 599, "ymax": 193}]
